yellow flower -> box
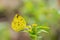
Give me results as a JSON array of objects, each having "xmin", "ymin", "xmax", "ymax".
[
  {"xmin": 32, "ymin": 24, "xmax": 37, "ymax": 27},
  {"xmin": 11, "ymin": 14, "xmax": 26, "ymax": 32},
  {"xmin": 25, "ymin": 25, "xmax": 32, "ymax": 32}
]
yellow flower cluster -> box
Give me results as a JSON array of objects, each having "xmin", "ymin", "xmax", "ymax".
[
  {"xmin": 26, "ymin": 26, "xmax": 32, "ymax": 32},
  {"xmin": 32, "ymin": 24, "xmax": 37, "ymax": 27},
  {"xmin": 24, "ymin": 24, "xmax": 38, "ymax": 32},
  {"xmin": 11, "ymin": 14, "xmax": 26, "ymax": 32}
]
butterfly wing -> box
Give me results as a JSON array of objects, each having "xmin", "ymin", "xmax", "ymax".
[{"xmin": 11, "ymin": 14, "xmax": 26, "ymax": 32}]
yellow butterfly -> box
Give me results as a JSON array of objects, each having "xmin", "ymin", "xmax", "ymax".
[{"xmin": 11, "ymin": 14, "xmax": 26, "ymax": 32}]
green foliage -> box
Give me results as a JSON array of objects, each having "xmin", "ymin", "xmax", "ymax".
[
  {"xmin": 0, "ymin": 22, "xmax": 10, "ymax": 40},
  {"xmin": 20, "ymin": 0, "xmax": 59, "ymax": 40},
  {"xmin": 24, "ymin": 24, "xmax": 50, "ymax": 40}
]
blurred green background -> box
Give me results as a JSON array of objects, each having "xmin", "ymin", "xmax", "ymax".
[{"xmin": 0, "ymin": 0, "xmax": 60, "ymax": 40}]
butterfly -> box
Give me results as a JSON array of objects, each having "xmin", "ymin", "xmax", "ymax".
[{"xmin": 11, "ymin": 14, "xmax": 26, "ymax": 32}]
